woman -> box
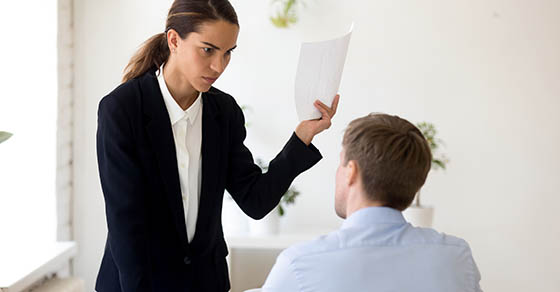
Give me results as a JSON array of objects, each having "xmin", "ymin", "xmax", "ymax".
[{"xmin": 96, "ymin": 0, "xmax": 339, "ymax": 291}]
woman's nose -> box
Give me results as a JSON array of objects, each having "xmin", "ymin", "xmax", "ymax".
[{"xmin": 210, "ymin": 56, "xmax": 225, "ymax": 74}]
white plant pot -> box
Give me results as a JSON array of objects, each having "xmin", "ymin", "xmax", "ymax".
[
  {"xmin": 403, "ymin": 205, "xmax": 434, "ymax": 228},
  {"xmin": 248, "ymin": 207, "xmax": 280, "ymax": 236},
  {"xmin": 222, "ymin": 193, "xmax": 249, "ymax": 236}
]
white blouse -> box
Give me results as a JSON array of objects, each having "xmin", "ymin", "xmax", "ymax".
[{"xmin": 157, "ymin": 66, "xmax": 203, "ymax": 243}]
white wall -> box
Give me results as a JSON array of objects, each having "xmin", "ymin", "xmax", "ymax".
[{"xmin": 73, "ymin": 0, "xmax": 560, "ymax": 291}]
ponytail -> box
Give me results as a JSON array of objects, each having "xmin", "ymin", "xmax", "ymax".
[{"xmin": 122, "ymin": 33, "xmax": 169, "ymax": 83}]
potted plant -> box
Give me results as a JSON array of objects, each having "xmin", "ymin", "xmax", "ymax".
[
  {"xmin": 0, "ymin": 131, "xmax": 12, "ymax": 144},
  {"xmin": 403, "ymin": 122, "xmax": 449, "ymax": 228},
  {"xmin": 269, "ymin": 0, "xmax": 305, "ymax": 28}
]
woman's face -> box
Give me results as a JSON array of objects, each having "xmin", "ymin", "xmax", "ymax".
[{"xmin": 170, "ymin": 20, "xmax": 239, "ymax": 92}]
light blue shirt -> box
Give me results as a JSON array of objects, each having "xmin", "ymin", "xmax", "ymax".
[{"xmin": 262, "ymin": 207, "xmax": 482, "ymax": 292}]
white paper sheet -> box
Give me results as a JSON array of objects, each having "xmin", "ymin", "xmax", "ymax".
[{"xmin": 295, "ymin": 24, "xmax": 353, "ymax": 121}]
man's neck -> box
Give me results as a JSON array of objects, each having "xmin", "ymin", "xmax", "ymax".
[{"xmin": 346, "ymin": 195, "xmax": 384, "ymax": 218}]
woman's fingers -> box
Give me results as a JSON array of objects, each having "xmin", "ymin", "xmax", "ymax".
[
  {"xmin": 314, "ymin": 101, "xmax": 331, "ymax": 120},
  {"xmin": 296, "ymin": 95, "xmax": 339, "ymax": 144},
  {"xmin": 331, "ymin": 94, "xmax": 340, "ymax": 116},
  {"xmin": 315, "ymin": 94, "xmax": 340, "ymax": 119},
  {"xmin": 314, "ymin": 102, "xmax": 330, "ymax": 119},
  {"xmin": 296, "ymin": 94, "xmax": 339, "ymax": 144},
  {"xmin": 314, "ymin": 102, "xmax": 332, "ymax": 129}
]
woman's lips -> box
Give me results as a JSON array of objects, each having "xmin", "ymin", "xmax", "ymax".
[{"xmin": 202, "ymin": 77, "xmax": 218, "ymax": 84}]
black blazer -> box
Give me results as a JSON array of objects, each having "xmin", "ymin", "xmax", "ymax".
[{"xmin": 95, "ymin": 69, "xmax": 322, "ymax": 292}]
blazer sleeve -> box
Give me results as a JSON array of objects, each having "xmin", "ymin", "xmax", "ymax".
[
  {"xmin": 97, "ymin": 95, "xmax": 152, "ymax": 292},
  {"xmin": 225, "ymin": 99, "xmax": 322, "ymax": 219}
]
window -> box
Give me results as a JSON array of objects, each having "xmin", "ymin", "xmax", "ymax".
[{"xmin": 0, "ymin": 0, "xmax": 57, "ymax": 243}]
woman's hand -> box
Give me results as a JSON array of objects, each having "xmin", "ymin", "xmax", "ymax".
[{"xmin": 295, "ymin": 94, "xmax": 340, "ymax": 145}]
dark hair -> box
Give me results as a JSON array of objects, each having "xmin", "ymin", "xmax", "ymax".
[
  {"xmin": 342, "ymin": 113, "xmax": 432, "ymax": 211},
  {"xmin": 122, "ymin": 0, "xmax": 239, "ymax": 83}
]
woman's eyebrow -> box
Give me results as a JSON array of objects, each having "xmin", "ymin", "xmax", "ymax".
[
  {"xmin": 201, "ymin": 41, "xmax": 221, "ymax": 50},
  {"xmin": 201, "ymin": 41, "xmax": 237, "ymax": 51}
]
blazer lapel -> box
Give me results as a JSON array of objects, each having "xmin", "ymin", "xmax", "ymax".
[
  {"xmin": 190, "ymin": 89, "xmax": 222, "ymax": 250},
  {"xmin": 140, "ymin": 71, "xmax": 190, "ymax": 252}
]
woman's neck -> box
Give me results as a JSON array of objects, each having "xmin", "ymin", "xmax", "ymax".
[{"xmin": 162, "ymin": 61, "xmax": 199, "ymax": 111}]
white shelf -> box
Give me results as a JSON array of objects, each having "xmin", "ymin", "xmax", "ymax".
[{"xmin": 0, "ymin": 241, "xmax": 77, "ymax": 292}]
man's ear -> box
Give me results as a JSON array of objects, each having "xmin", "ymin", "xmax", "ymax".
[{"xmin": 346, "ymin": 160, "xmax": 359, "ymax": 186}]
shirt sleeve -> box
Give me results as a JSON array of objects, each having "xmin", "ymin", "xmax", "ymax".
[
  {"xmin": 262, "ymin": 252, "xmax": 301, "ymax": 292},
  {"xmin": 461, "ymin": 241, "xmax": 483, "ymax": 292},
  {"xmin": 470, "ymin": 253, "xmax": 483, "ymax": 292}
]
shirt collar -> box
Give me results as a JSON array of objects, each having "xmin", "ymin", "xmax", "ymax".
[
  {"xmin": 341, "ymin": 207, "xmax": 406, "ymax": 230},
  {"xmin": 183, "ymin": 92, "xmax": 202, "ymax": 124},
  {"xmin": 157, "ymin": 65, "xmax": 202, "ymax": 125}
]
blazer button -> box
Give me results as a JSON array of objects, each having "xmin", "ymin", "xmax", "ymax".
[{"xmin": 183, "ymin": 256, "xmax": 191, "ymax": 265}]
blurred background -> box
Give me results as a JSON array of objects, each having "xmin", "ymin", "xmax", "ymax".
[{"xmin": 1, "ymin": 0, "xmax": 559, "ymax": 291}]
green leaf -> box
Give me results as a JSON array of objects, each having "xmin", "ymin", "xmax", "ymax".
[
  {"xmin": 416, "ymin": 122, "xmax": 449, "ymax": 171},
  {"xmin": 0, "ymin": 131, "xmax": 13, "ymax": 144},
  {"xmin": 433, "ymin": 159, "xmax": 446, "ymax": 170},
  {"xmin": 276, "ymin": 185, "xmax": 301, "ymax": 216},
  {"xmin": 270, "ymin": 0, "xmax": 301, "ymax": 28},
  {"xmin": 278, "ymin": 205, "xmax": 285, "ymax": 216},
  {"xmin": 270, "ymin": 15, "xmax": 289, "ymax": 28}
]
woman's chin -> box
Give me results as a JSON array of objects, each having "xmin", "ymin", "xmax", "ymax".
[{"xmin": 195, "ymin": 84, "xmax": 212, "ymax": 93}]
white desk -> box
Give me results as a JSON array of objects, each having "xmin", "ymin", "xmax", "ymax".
[
  {"xmin": 225, "ymin": 232, "xmax": 329, "ymax": 292},
  {"xmin": 226, "ymin": 232, "xmax": 325, "ymax": 250},
  {"xmin": 0, "ymin": 241, "xmax": 77, "ymax": 292}
]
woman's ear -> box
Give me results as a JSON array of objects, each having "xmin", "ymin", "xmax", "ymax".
[{"xmin": 166, "ymin": 29, "xmax": 179, "ymax": 53}]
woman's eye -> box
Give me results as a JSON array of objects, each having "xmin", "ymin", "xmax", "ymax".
[{"xmin": 203, "ymin": 47, "xmax": 213, "ymax": 54}]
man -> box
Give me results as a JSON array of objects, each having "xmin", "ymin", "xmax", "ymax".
[{"xmin": 262, "ymin": 113, "xmax": 482, "ymax": 292}]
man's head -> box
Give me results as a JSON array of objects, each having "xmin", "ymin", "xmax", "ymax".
[{"xmin": 335, "ymin": 113, "xmax": 432, "ymax": 218}]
